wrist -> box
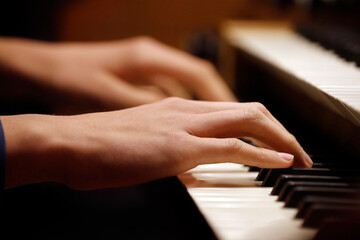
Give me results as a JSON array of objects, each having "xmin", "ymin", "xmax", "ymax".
[
  {"xmin": 1, "ymin": 114, "xmax": 70, "ymax": 189},
  {"xmin": 0, "ymin": 38, "xmax": 60, "ymax": 93}
]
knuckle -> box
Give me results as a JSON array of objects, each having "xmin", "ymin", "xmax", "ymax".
[
  {"xmin": 160, "ymin": 97, "xmax": 192, "ymax": 112},
  {"xmin": 162, "ymin": 96, "xmax": 183, "ymax": 105},
  {"xmin": 251, "ymin": 102, "xmax": 267, "ymax": 113},
  {"xmin": 241, "ymin": 107, "xmax": 264, "ymax": 122},
  {"xmin": 250, "ymin": 148, "xmax": 268, "ymax": 167},
  {"xmin": 257, "ymin": 148, "xmax": 269, "ymax": 164},
  {"xmin": 287, "ymin": 134, "xmax": 298, "ymax": 146},
  {"xmin": 128, "ymin": 37, "xmax": 158, "ymax": 65},
  {"xmin": 133, "ymin": 36, "xmax": 157, "ymax": 47},
  {"xmin": 224, "ymin": 138, "xmax": 243, "ymax": 155}
]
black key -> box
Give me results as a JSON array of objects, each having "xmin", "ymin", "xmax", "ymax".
[
  {"xmin": 278, "ymin": 181, "xmax": 354, "ymax": 201},
  {"xmin": 255, "ymin": 168, "xmax": 269, "ymax": 181},
  {"xmin": 262, "ymin": 168, "xmax": 360, "ymax": 187},
  {"xmin": 303, "ymin": 203, "xmax": 360, "ymax": 228},
  {"xmin": 284, "ymin": 186, "xmax": 360, "ymax": 208},
  {"xmin": 312, "ymin": 162, "xmax": 360, "ymax": 169},
  {"xmin": 248, "ymin": 166, "xmax": 260, "ymax": 172},
  {"xmin": 310, "ymin": 154, "xmax": 358, "ymax": 163},
  {"xmin": 296, "ymin": 24, "xmax": 360, "ymax": 66},
  {"xmin": 310, "ymin": 154, "xmax": 348, "ymax": 162},
  {"xmin": 296, "ymin": 196, "xmax": 360, "ymax": 218},
  {"xmin": 271, "ymin": 175, "xmax": 357, "ymax": 195},
  {"xmin": 256, "ymin": 157, "xmax": 358, "ymax": 183}
]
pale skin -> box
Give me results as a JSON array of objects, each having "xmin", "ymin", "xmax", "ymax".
[
  {"xmin": 0, "ymin": 38, "xmax": 313, "ymax": 190},
  {"xmin": 0, "ymin": 36, "xmax": 236, "ymax": 113}
]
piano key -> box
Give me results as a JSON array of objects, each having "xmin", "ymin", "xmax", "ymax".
[
  {"xmin": 255, "ymin": 168, "xmax": 270, "ymax": 181},
  {"xmin": 311, "ymin": 162, "xmax": 360, "ymax": 169},
  {"xmin": 223, "ymin": 22, "xmax": 360, "ymax": 125},
  {"xmin": 183, "ymin": 163, "xmax": 318, "ymax": 240},
  {"xmin": 296, "ymin": 196, "xmax": 360, "ymax": 218},
  {"xmin": 302, "ymin": 204, "xmax": 360, "ymax": 228},
  {"xmin": 248, "ymin": 166, "xmax": 261, "ymax": 172},
  {"xmin": 296, "ymin": 24, "xmax": 360, "ymax": 66},
  {"xmin": 262, "ymin": 168, "xmax": 360, "ymax": 187},
  {"xmin": 277, "ymin": 181, "xmax": 354, "ymax": 201},
  {"xmin": 187, "ymin": 186, "xmax": 310, "ymax": 240},
  {"xmin": 284, "ymin": 186, "xmax": 360, "ymax": 208},
  {"xmin": 216, "ymin": 20, "xmax": 360, "ymax": 240},
  {"xmin": 271, "ymin": 175, "xmax": 359, "ymax": 195}
]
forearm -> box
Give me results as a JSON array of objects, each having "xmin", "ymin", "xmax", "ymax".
[
  {"xmin": 0, "ymin": 37, "xmax": 59, "ymax": 97},
  {"xmin": 0, "ymin": 37, "xmax": 55, "ymax": 79},
  {"xmin": 0, "ymin": 114, "xmax": 68, "ymax": 189},
  {"xmin": 0, "ymin": 112, "xmax": 155, "ymax": 190}
]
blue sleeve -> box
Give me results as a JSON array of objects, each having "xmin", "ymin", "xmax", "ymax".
[{"xmin": 0, "ymin": 120, "xmax": 6, "ymax": 191}]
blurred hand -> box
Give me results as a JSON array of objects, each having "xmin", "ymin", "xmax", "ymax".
[
  {"xmin": 0, "ymin": 37, "xmax": 236, "ymax": 114},
  {"xmin": 2, "ymin": 98, "xmax": 312, "ymax": 190}
]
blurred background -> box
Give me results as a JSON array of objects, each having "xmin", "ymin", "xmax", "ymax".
[{"xmin": 1, "ymin": 0, "xmax": 359, "ymax": 47}]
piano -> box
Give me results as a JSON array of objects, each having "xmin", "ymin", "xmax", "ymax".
[
  {"xmin": 182, "ymin": 12, "xmax": 360, "ymax": 240},
  {"xmin": 2, "ymin": 1, "xmax": 360, "ymax": 240}
]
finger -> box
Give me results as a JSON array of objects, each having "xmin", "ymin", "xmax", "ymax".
[
  {"xmin": 125, "ymin": 39, "xmax": 237, "ymax": 102},
  {"xmin": 162, "ymin": 100, "xmax": 287, "ymax": 132},
  {"xmin": 92, "ymin": 71, "xmax": 167, "ymax": 108},
  {"xmin": 207, "ymin": 102, "xmax": 286, "ymax": 131},
  {"xmin": 193, "ymin": 101, "xmax": 287, "ymax": 131},
  {"xmin": 245, "ymin": 137, "xmax": 273, "ymax": 150},
  {"xmin": 187, "ymin": 109, "xmax": 312, "ymax": 168},
  {"xmin": 195, "ymin": 137, "xmax": 294, "ymax": 169},
  {"xmin": 148, "ymin": 75, "xmax": 192, "ymax": 99}
]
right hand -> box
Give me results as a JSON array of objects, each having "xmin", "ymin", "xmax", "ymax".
[{"xmin": 1, "ymin": 98, "xmax": 312, "ymax": 190}]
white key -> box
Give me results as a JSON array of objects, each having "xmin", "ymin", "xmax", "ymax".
[
  {"xmin": 225, "ymin": 25, "xmax": 360, "ymax": 125},
  {"xmin": 182, "ymin": 164, "xmax": 317, "ymax": 240}
]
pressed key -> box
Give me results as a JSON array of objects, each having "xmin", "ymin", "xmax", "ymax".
[
  {"xmin": 303, "ymin": 203, "xmax": 360, "ymax": 228},
  {"xmin": 284, "ymin": 186, "xmax": 360, "ymax": 208},
  {"xmin": 296, "ymin": 196, "xmax": 360, "ymax": 218},
  {"xmin": 262, "ymin": 168, "xmax": 360, "ymax": 187},
  {"xmin": 278, "ymin": 181, "xmax": 353, "ymax": 201}
]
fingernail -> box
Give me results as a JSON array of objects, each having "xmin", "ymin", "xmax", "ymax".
[
  {"xmin": 303, "ymin": 151, "xmax": 313, "ymax": 167},
  {"xmin": 278, "ymin": 152, "xmax": 294, "ymax": 161}
]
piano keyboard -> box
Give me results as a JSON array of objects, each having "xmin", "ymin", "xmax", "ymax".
[
  {"xmin": 182, "ymin": 163, "xmax": 316, "ymax": 240},
  {"xmin": 182, "ymin": 159, "xmax": 360, "ymax": 240},
  {"xmin": 181, "ymin": 21, "xmax": 360, "ymax": 240},
  {"xmin": 296, "ymin": 24, "xmax": 360, "ymax": 67},
  {"xmin": 182, "ymin": 163, "xmax": 315, "ymax": 240},
  {"xmin": 221, "ymin": 21, "xmax": 360, "ymax": 126}
]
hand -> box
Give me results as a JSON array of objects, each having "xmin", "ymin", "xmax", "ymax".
[
  {"xmin": 0, "ymin": 37, "xmax": 236, "ymax": 114},
  {"xmin": 2, "ymin": 98, "xmax": 312, "ymax": 190}
]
